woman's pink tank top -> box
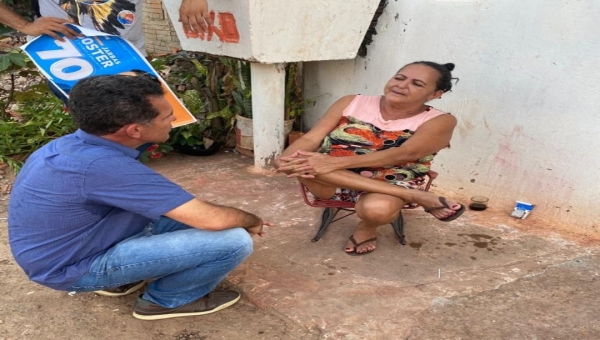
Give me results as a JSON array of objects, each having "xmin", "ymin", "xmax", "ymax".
[{"xmin": 342, "ymin": 95, "xmax": 446, "ymax": 131}]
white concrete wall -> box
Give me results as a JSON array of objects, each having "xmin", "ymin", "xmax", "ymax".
[
  {"xmin": 247, "ymin": 0, "xmax": 380, "ymax": 62},
  {"xmin": 163, "ymin": 0, "xmax": 380, "ymax": 62},
  {"xmin": 304, "ymin": 0, "xmax": 600, "ymax": 230}
]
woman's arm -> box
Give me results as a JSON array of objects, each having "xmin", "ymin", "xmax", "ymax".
[
  {"xmin": 333, "ymin": 113, "xmax": 457, "ymax": 168},
  {"xmin": 273, "ymin": 95, "xmax": 355, "ymax": 169},
  {"xmin": 284, "ymin": 113, "xmax": 457, "ymax": 176}
]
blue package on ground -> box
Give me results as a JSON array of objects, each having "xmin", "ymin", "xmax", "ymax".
[{"xmin": 511, "ymin": 201, "xmax": 535, "ymax": 219}]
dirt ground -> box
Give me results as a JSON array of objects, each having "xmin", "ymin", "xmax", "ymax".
[
  {"xmin": 3, "ymin": 152, "xmax": 600, "ymax": 339},
  {"xmin": 0, "ymin": 166, "xmax": 318, "ymax": 340}
]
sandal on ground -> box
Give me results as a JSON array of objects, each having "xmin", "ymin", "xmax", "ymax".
[
  {"xmin": 344, "ymin": 235, "xmax": 378, "ymax": 256},
  {"xmin": 424, "ymin": 197, "xmax": 466, "ymax": 222}
]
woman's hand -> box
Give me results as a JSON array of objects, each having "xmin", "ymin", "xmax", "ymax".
[
  {"xmin": 296, "ymin": 151, "xmax": 343, "ymax": 175},
  {"xmin": 277, "ymin": 151, "xmax": 342, "ymax": 178},
  {"xmin": 275, "ymin": 151, "xmax": 314, "ymax": 177}
]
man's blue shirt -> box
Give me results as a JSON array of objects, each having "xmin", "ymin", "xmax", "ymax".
[{"xmin": 8, "ymin": 130, "xmax": 194, "ymax": 290}]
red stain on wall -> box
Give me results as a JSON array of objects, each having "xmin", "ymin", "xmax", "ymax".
[{"xmin": 489, "ymin": 125, "xmax": 574, "ymax": 209}]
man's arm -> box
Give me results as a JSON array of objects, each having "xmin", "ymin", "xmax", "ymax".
[
  {"xmin": 0, "ymin": 2, "xmax": 79, "ymax": 41},
  {"xmin": 164, "ymin": 198, "xmax": 268, "ymax": 236},
  {"xmin": 178, "ymin": 0, "xmax": 212, "ymax": 36}
]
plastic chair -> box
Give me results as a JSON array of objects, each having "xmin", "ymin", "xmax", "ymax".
[{"xmin": 299, "ymin": 171, "xmax": 438, "ymax": 245}]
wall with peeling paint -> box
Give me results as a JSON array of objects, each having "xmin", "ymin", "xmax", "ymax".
[{"xmin": 303, "ymin": 0, "xmax": 600, "ymax": 229}]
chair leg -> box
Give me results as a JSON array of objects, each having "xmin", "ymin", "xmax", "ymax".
[
  {"xmin": 391, "ymin": 211, "xmax": 406, "ymax": 245},
  {"xmin": 312, "ymin": 207, "xmax": 338, "ymax": 242}
]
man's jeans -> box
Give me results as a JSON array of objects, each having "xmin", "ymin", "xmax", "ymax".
[{"xmin": 68, "ymin": 217, "xmax": 253, "ymax": 308}]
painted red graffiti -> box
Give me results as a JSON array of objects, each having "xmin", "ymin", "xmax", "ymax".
[{"xmin": 185, "ymin": 12, "xmax": 240, "ymax": 43}]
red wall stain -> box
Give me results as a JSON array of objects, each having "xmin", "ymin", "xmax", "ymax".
[{"xmin": 489, "ymin": 125, "xmax": 574, "ymax": 208}]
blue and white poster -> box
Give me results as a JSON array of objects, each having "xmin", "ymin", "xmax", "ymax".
[{"xmin": 21, "ymin": 25, "xmax": 196, "ymax": 127}]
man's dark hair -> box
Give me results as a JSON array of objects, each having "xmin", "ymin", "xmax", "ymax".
[{"xmin": 68, "ymin": 74, "xmax": 165, "ymax": 135}]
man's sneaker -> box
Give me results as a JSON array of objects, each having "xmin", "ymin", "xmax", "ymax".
[
  {"xmin": 132, "ymin": 290, "xmax": 241, "ymax": 320},
  {"xmin": 94, "ymin": 281, "xmax": 145, "ymax": 297}
]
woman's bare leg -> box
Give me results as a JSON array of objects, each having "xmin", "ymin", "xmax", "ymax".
[
  {"xmin": 345, "ymin": 193, "xmax": 405, "ymax": 254},
  {"xmin": 300, "ymin": 169, "xmax": 463, "ymax": 219}
]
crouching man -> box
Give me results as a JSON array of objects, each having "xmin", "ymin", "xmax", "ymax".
[{"xmin": 8, "ymin": 73, "xmax": 270, "ymax": 320}]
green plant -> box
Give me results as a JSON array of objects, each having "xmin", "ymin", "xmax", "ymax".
[
  {"xmin": 0, "ymin": 46, "xmax": 75, "ymax": 172},
  {"xmin": 168, "ymin": 89, "xmax": 209, "ymax": 148},
  {"xmin": 231, "ymin": 62, "xmax": 305, "ymax": 123},
  {"xmin": 138, "ymin": 143, "xmax": 173, "ymax": 163},
  {"xmin": 170, "ymin": 89, "xmax": 236, "ymax": 149},
  {"xmin": 284, "ymin": 63, "xmax": 304, "ymax": 121},
  {"xmin": 0, "ymin": 94, "xmax": 75, "ymax": 171},
  {"xmin": 0, "ymin": 48, "xmax": 39, "ymax": 119},
  {"xmin": 147, "ymin": 52, "xmax": 307, "ymax": 151},
  {"xmin": 231, "ymin": 60, "xmax": 252, "ymax": 119},
  {"xmin": 152, "ymin": 52, "xmax": 239, "ymax": 149}
]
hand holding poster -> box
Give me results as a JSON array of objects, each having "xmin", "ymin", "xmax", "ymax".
[{"xmin": 20, "ymin": 25, "xmax": 196, "ymax": 128}]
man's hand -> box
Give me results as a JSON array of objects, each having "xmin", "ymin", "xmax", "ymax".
[
  {"xmin": 19, "ymin": 17, "xmax": 81, "ymax": 41},
  {"xmin": 245, "ymin": 221, "xmax": 274, "ymax": 237},
  {"xmin": 179, "ymin": 0, "xmax": 212, "ymax": 36}
]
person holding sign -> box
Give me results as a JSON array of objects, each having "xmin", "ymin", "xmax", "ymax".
[
  {"xmin": 8, "ymin": 73, "xmax": 272, "ymax": 320},
  {"xmin": 0, "ymin": 0, "xmax": 211, "ymax": 55}
]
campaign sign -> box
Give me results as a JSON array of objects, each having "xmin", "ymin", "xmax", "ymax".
[{"xmin": 21, "ymin": 25, "xmax": 196, "ymax": 127}]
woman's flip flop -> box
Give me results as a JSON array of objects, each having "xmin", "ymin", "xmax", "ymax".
[
  {"xmin": 424, "ymin": 197, "xmax": 466, "ymax": 222},
  {"xmin": 345, "ymin": 235, "xmax": 378, "ymax": 256}
]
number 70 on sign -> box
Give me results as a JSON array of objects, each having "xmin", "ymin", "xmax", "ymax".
[{"xmin": 30, "ymin": 36, "xmax": 124, "ymax": 82}]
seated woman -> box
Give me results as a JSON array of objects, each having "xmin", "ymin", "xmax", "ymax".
[{"xmin": 275, "ymin": 61, "xmax": 465, "ymax": 256}]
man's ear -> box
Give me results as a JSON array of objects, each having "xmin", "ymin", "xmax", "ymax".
[{"xmin": 123, "ymin": 123, "xmax": 143, "ymax": 138}]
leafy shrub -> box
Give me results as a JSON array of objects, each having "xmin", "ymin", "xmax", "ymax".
[
  {"xmin": 1, "ymin": 45, "xmax": 76, "ymax": 172},
  {"xmin": 152, "ymin": 52, "xmax": 237, "ymax": 149},
  {"xmin": 138, "ymin": 143, "xmax": 174, "ymax": 163},
  {"xmin": 0, "ymin": 47, "xmax": 306, "ymax": 170},
  {"xmin": 0, "ymin": 94, "xmax": 75, "ymax": 171}
]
